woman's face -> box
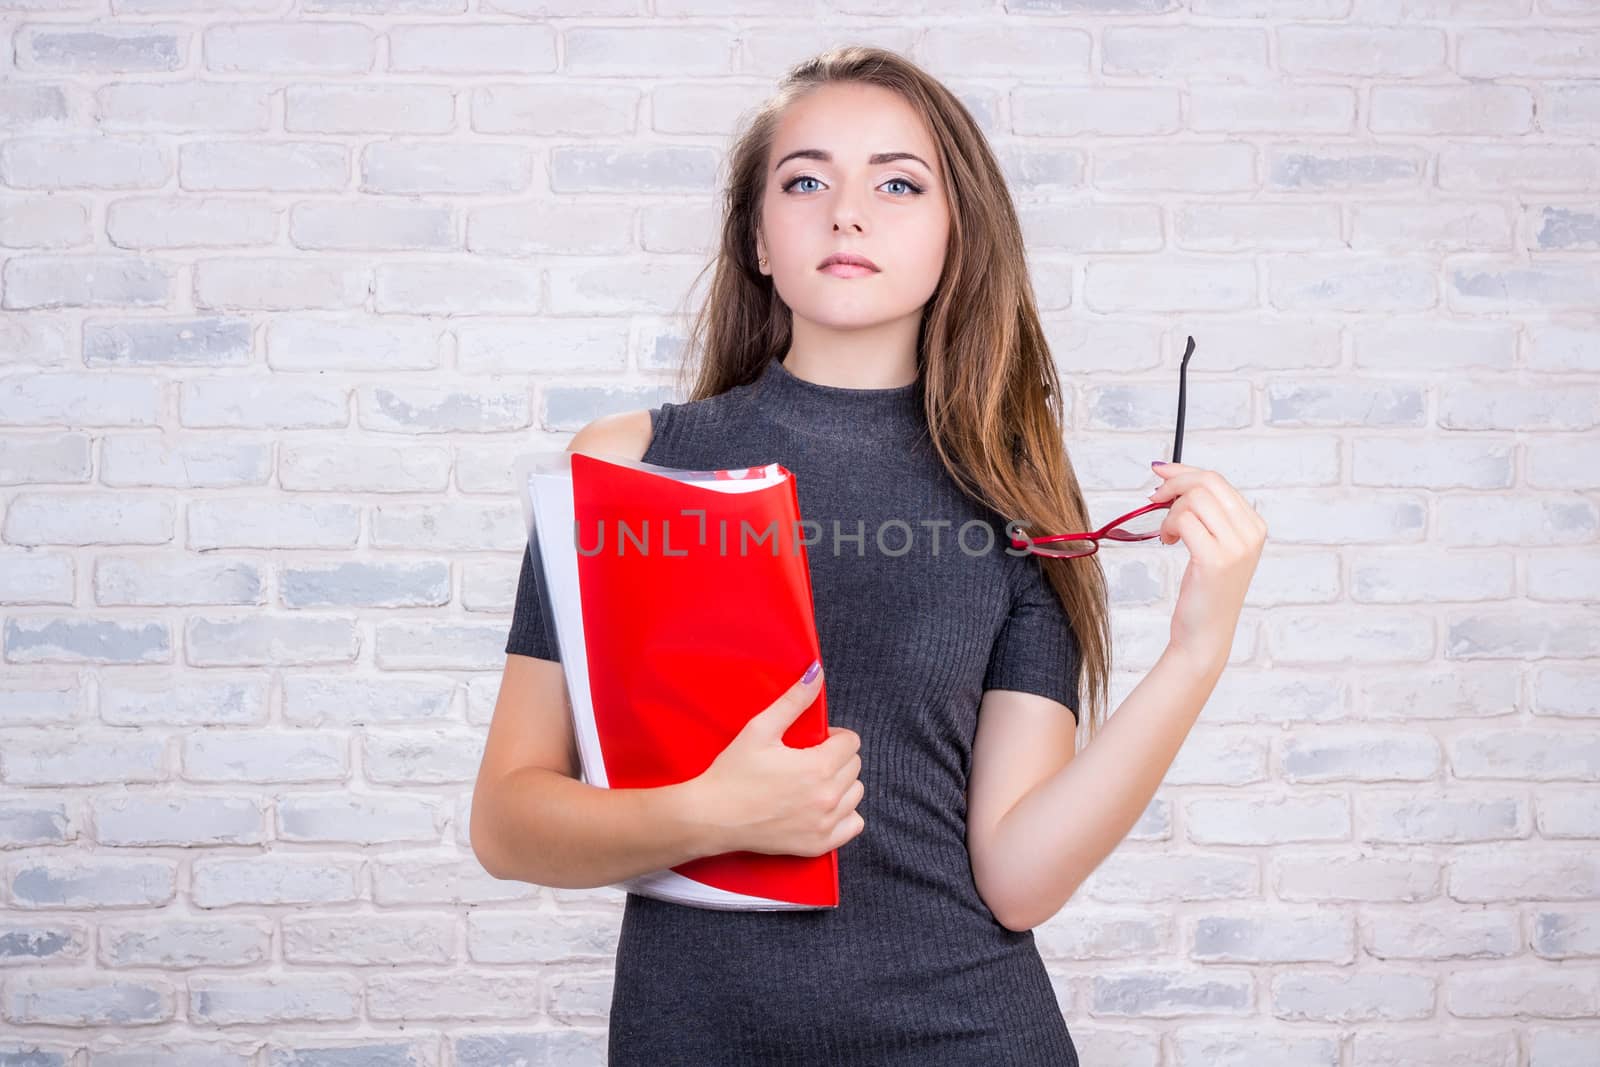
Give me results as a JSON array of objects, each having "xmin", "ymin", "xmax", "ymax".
[{"xmin": 757, "ymin": 82, "xmax": 951, "ymax": 333}]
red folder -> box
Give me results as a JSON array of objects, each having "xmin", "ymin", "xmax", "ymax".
[{"xmin": 515, "ymin": 449, "xmax": 839, "ymax": 910}]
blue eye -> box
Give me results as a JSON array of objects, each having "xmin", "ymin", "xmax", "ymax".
[{"xmin": 780, "ymin": 175, "xmax": 925, "ymax": 196}]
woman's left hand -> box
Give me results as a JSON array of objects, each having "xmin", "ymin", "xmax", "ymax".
[{"xmin": 1147, "ymin": 462, "xmax": 1268, "ymax": 674}]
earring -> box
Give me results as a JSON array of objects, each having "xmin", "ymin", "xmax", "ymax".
[{"xmin": 758, "ymin": 257, "xmax": 768, "ymax": 270}]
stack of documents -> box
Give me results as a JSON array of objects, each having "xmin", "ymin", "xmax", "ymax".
[{"xmin": 514, "ymin": 450, "xmax": 839, "ymax": 911}]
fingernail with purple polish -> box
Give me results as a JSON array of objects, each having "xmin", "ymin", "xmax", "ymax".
[{"xmin": 803, "ymin": 659, "xmax": 821, "ymax": 683}]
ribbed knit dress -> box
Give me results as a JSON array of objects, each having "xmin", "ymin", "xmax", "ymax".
[{"xmin": 505, "ymin": 356, "xmax": 1083, "ymax": 1066}]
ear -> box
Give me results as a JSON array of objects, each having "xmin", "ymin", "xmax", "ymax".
[{"xmin": 755, "ymin": 229, "xmax": 766, "ymax": 272}]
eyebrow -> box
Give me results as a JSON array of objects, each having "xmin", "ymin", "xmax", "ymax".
[{"xmin": 772, "ymin": 148, "xmax": 934, "ymax": 174}]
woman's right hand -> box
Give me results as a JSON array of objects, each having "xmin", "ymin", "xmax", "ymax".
[{"xmin": 692, "ymin": 661, "xmax": 865, "ymax": 858}]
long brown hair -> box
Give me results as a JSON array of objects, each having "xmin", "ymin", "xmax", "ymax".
[{"xmin": 666, "ymin": 44, "xmax": 1113, "ymax": 737}]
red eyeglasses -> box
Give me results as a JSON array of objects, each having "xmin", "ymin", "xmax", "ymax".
[{"xmin": 1010, "ymin": 335, "xmax": 1194, "ymax": 560}]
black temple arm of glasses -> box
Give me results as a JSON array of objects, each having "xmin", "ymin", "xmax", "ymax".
[{"xmin": 1173, "ymin": 335, "xmax": 1194, "ymax": 464}]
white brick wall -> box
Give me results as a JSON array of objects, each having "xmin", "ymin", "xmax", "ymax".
[{"xmin": 2, "ymin": 2, "xmax": 1598, "ymax": 1064}]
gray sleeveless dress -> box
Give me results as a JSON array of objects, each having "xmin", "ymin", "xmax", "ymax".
[{"xmin": 505, "ymin": 356, "xmax": 1082, "ymax": 1065}]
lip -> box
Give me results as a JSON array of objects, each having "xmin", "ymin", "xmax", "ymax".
[{"xmin": 818, "ymin": 251, "xmax": 880, "ymax": 272}]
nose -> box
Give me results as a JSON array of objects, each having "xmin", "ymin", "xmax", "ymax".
[{"xmin": 830, "ymin": 185, "xmax": 868, "ymax": 233}]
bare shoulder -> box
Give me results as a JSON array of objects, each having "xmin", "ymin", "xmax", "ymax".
[{"xmin": 566, "ymin": 408, "xmax": 655, "ymax": 463}]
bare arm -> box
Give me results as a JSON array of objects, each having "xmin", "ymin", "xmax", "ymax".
[
  {"xmin": 471, "ymin": 408, "xmax": 730, "ymax": 888},
  {"xmin": 969, "ymin": 643, "xmax": 1225, "ymax": 931},
  {"xmin": 471, "ymin": 655, "xmax": 732, "ymax": 888}
]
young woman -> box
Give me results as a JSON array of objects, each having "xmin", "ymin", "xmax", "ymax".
[{"xmin": 472, "ymin": 45, "xmax": 1267, "ymax": 1066}]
